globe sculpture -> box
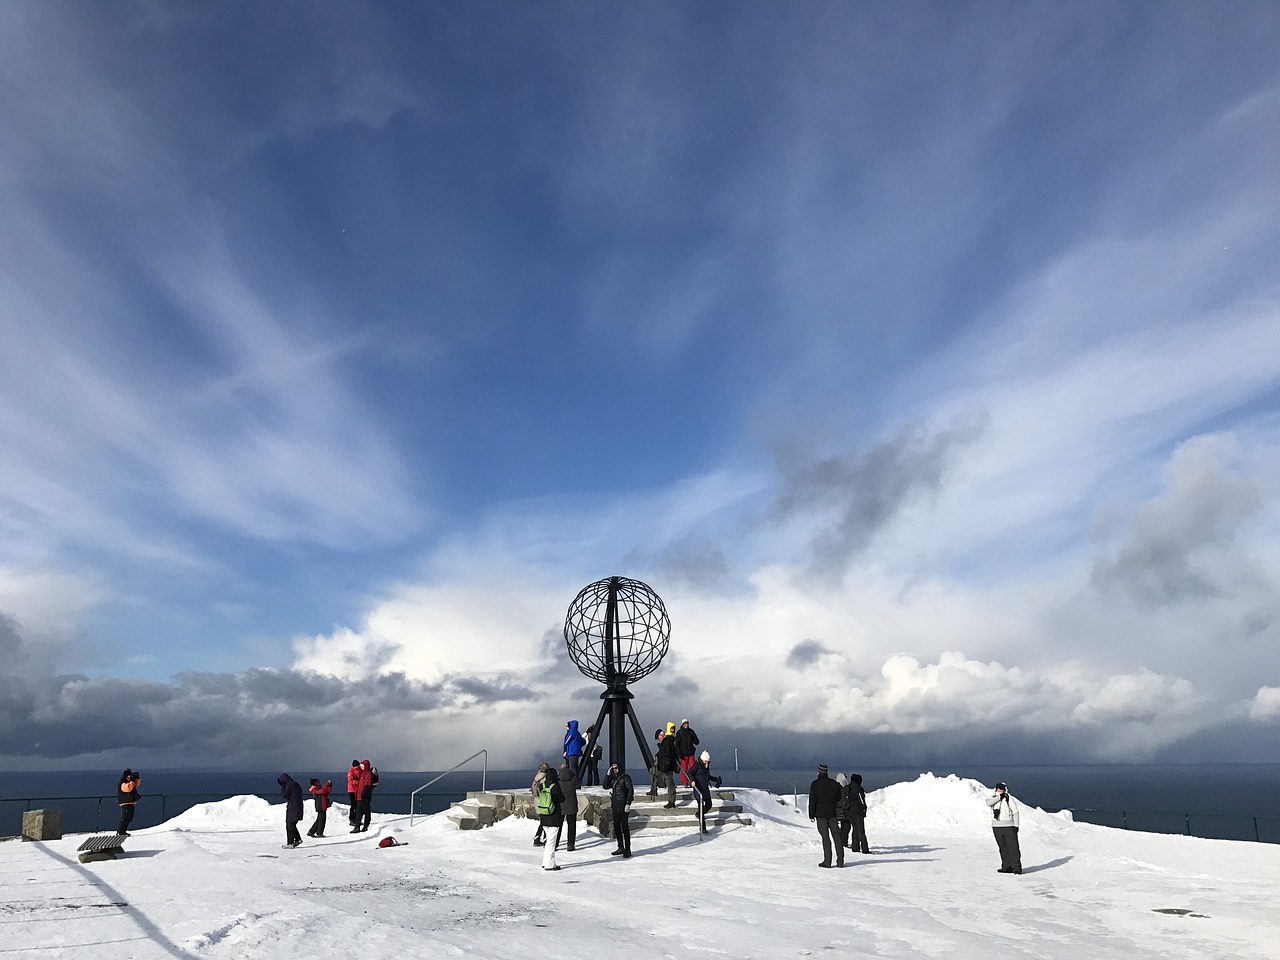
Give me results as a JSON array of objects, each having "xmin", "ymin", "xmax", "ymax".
[{"xmin": 563, "ymin": 576, "xmax": 671, "ymax": 777}]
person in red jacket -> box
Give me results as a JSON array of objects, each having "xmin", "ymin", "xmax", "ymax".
[
  {"xmin": 352, "ymin": 759, "xmax": 375, "ymax": 833},
  {"xmin": 307, "ymin": 778, "xmax": 332, "ymax": 838},
  {"xmin": 345, "ymin": 760, "xmax": 361, "ymax": 829}
]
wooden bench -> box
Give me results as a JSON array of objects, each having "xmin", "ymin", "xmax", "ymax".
[{"xmin": 77, "ymin": 834, "xmax": 127, "ymax": 863}]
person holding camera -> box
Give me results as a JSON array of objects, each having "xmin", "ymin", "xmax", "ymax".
[
  {"xmin": 986, "ymin": 781, "xmax": 1022, "ymax": 874},
  {"xmin": 116, "ymin": 768, "xmax": 141, "ymax": 835}
]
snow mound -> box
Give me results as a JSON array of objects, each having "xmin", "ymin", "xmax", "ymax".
[
  {"xmin": 870, "ymin": 773, "xmax": 1066, "ymax": 836},
  {"xmin": 162, "ymin": 794, "xmax": 276, "ymax": 831}
]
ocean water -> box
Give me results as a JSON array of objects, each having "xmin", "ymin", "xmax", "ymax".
[{"xmin": 6, "ymin": 763, "xmax": 1279, "ymax": 842}]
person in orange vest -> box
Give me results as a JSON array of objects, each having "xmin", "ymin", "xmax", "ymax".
[
  {"xmin": 307, "ymin": 778, "xmax": 332, "ymax": 838},
  {"xmin": 116, "ymin": 768, "xmax": 141, "ymax": 835}
]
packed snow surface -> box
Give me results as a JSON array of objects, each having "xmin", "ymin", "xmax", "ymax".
[{"xmin": 3, "ymin": 774, "xmax": 1276, "ymax": 958}]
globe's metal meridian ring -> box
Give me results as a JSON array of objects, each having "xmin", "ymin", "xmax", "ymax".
[{"xmin": 564, "ymin": 576, "xmax": 670, "ymax": 685}]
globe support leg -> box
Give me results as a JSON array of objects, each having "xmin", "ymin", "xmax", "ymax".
[{"xmin": 596, "ymin": 683, "xmax": 656, "ymax": 780}]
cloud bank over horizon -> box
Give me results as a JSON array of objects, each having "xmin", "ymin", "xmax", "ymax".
[{"xmin": 2, "ymin": 4, "xmax": 1279, "ymax": 769}]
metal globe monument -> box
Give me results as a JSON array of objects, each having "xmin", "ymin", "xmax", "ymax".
[{"xmin": 564, "ymin": 575, "xmax": 670, "ymax": 776}]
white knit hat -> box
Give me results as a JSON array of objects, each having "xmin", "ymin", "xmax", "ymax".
[{"xmin": 700, "ymin": 750, "xmax": 710, "ymax": 762}]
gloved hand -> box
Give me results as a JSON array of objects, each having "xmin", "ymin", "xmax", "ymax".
[{"xmin": 624, "ymin": 805, "xmax": 631, "ymax": 813}]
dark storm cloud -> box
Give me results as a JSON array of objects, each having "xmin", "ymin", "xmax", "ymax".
[
  {"xmin": 0, "ymin": 617, "xmax": 542, "ymax": 762},
  {"xmin": 785, "ymin": 639, "xmax": 832, "ymax": 670},
  {"xmin": 771, "ymin": 416, "xmax": 987, "ymax": 572},
  {"xmin": 1091, "ymin": 436, "xmax": 1265, "ymax": 606},
  {"xmin": 638, "ymin": 536, "xmax": 732, "ymax": 593}
]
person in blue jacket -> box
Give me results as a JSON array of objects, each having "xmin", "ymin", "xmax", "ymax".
[{"xmin": 563, "ymin": 720, "xmax": 586, "ymax": 775}]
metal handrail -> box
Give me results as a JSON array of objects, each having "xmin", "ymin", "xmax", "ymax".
[
  {"xmin": 733, "ymin": 747, "xmax": 799, "ymax": 809},
  {"xmin": 409, "ymin": 749, "xmax": 488, "ymax": 827}
]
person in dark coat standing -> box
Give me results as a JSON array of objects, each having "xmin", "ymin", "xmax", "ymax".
[
  {"xmin": 986, "ymin": 781, "xmax": 1022, "ymax": 874},
  {"xmin": 847, "ymin": 773, "xmax": 870, "ymax": 854},
  {"xmin": 557, "ymin": 762, "xmax": 581, "ymax": 852},
  {"xmin": 673, "ymin": 719, "xmax": 700, "ymax": 786},
  {"xmin": 538, "ymin": 767, "xmax": 565, "ymax": 871},
  {"xmin": 116, "ymin": 769, "xmax": 141, "ymax": 835},
  {"xmin": 278, "ymin": 774, "xmax": 305, "ymax": 848},
  {"xmin": 307, "ymin": 778, "xmax": 332, "ymax": 838},
  {"xmin": 809, "ymin": 763, "xmax": 843, "ymax": 868},
  {"xmin": 583, "ymin": 725, "xmax": 603, "ymax": 787},
  {"xmin": 345, "ymin": 760, "xmax": 360, "ymax": 828},
  {"xmin": 604, "ymin": 762, "xmax": 634, "ymax": 858},
  {"xmin": 689, "ymin": 750, "xmax": 713, "ymax": 834},
  {"xmin": 655, "ymin": 729, "xmax": 678, "ymax": 808}
]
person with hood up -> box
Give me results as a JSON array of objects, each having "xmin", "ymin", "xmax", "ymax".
[
  {"xmin": 116, "ymin": 769, "xmax": 141, "ymax": 836},
  {"xmin": 986, "ymin": 781, "xmax": 1022, "ymax": 874},
  {"xmin": 531, "ymin": 761, "xmax": 551, "ymax": 846},
  {"xmin": 674, "ymin": 719, "xmax": 700, "ymax": 786},
  {"xmin": 808, "ymin": 763, "xmax": 843, "ymax": 868},
  {"xmin": 846, "ymin": 773, "xmax": 870, "ymax": 854},
  {"xmin": 278, "ymin": 774, "xmax": 305, "ymax": 848},
  {"xmin": 563, "ymin": 720, "xmax": 586, "ymax": 776},
  {"xmin": 604, "ymin": 762, "xmax": 634, "ymax": 858},
  {"xmin": 537, "ymin": 767, "xmax": 565, "ymax": 871},
  {"xmin": 557, "ymin": 762, "xmax": 581, "ymax": 852},
  {"xmin": 307, "ymin": 778, "xmax": 332, "ymax": 838},
  {"xmin": 346, "ymin": 760, "xmax": 361, "ymax": 828},
  {"xmin": 352, "ymin": 759, "xmax": 375, "ymax": 833}
]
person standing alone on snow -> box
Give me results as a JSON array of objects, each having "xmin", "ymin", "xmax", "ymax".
[
  {"xmin": 278, "ymin": 773, "xmax": 304, "ymax": 848},
  {"xmin": 809, "ymin": 763, "xmax": 843, "ymax": 868},
  {"xmin": 986, "ymin": 781, "xmax": 1022, "ymax": 874},
  {"xmin": 116, "ymin": 769, "xmax": 141, "ymax": 835},
  {"xmin": 604, "ymin": 762, "xmax": 634, "ymax": 858}
]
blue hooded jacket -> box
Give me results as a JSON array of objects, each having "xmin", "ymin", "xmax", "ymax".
[{"xmin": 563, "ymin": 720, "xmax": 586, "ymax": 758}]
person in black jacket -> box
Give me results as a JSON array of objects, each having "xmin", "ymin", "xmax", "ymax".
[
  {"xmin": 116, "ymin": 769, "xmax": 141, "ymax": 835},
  {"xmin": 689, "ymin": 750, "xmax": 713, "ymax": 834},
  {"xmin": 556, "ymin": 762, "xmax": 581, "ymax": 852},
  {"xmin": 538, "ymin": 768, "xmax": 565, "ymax": 871},
  {"xmin": 847, "ymin": 773, "xmax": 870, "ymax": 854},
  {"xmin": 808, "ymin": 764, "xmax": 843, "ymax": 868},
  {"xmin": 277, "ymin": 774, "xmax": 305, "ymax": 848},
  {"xmin": 655, "ymin": 730, "xmax": 679, "ymax": 808},
  {"xmin": 583, "ymin": 725, "xmax": 603, "ymax": 787},
  {"xmin": 604, "ymin": 762, "xmax": 634, "ymax": 858},
  {"xmin": 674, "ymin": 719, "xmax": 700, "ymax": 786}
]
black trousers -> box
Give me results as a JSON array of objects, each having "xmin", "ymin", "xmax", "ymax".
[
  {"xmin": 348, "ymin": 792, "xmax": 358, "ymax": 824},
  {"xmin": 358, "ymin": 789, "xmax": 373, "ymax": 830},
  {"xmin": 612, "ymin": 808, "xmax": 631, "ymax": 853},
  {"xmin": 308, "ymin": 808, "xmax": 327, "ymax": 836},
  {"xmin": 994, "ymin": 827, "xmax": 1022, "ymax": 872},
  {"xmin": 286, "ymin": 820, "xmax": 302, "ymax": 845},
  {"xmin": 849, "ymin": 816, "xmax": 869, "ymax": 853},
  {"xmin": 584, "ymin": 760, "xmax": 600, "ymax": 786},
  {"xmin": 815, "ymin": 817, "xmax": 842, "ymax": 865},
  {"xmin": 557, "ymin": 814, "xmax": 577, "ymax": 850},
  {"xmin": 117, "ymin": 804, "xmax": 135, "ymax": 835}
]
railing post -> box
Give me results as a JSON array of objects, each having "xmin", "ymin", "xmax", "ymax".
[
  {"xmin": 734, "ymin": 748, "xmax": 740, "ymax": 787},
  {"xmin": 97, "ymin": 797, "xmax": 103, "ymax": 829},
  {"xmin": 161, "ymin": 795, "xmax": 167, "ymax": 824},
  {"xmin": 1122, "ymin": 811, "xmax": 1128, "ymax": 829},
  {"xmin": 1255, "ymin": 817, "xmax": 1260, "ymax": 843},
  {"xmin": 1184, "ymin": 813, "xmax": 1191, "ymax": 836}
]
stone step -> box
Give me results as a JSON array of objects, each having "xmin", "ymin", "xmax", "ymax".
[
  {"xmin": 632, "ymin": 814, "xmax": 754, "ymax": 830},
  {"xmin": 445, "ymin": 810, "xmax": 482, "ymax": 831},
  {"xmin": 630, "ymin": 802, "xmax": 744, "ymax": 817}
]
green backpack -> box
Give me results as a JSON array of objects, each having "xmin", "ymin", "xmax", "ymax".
[{"xmin": 536, "ymin": 782, "xmax": 556, "ymax": 816}]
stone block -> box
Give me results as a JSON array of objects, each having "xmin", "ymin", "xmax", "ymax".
[{"xmin": 21, "ymin": 809, "xmax": 62, "ymax": 842}]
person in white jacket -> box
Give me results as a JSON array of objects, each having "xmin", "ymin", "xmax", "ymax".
[{"xmin": 985, "ymin": 782, "xmax": 1022, "ymax": 874}]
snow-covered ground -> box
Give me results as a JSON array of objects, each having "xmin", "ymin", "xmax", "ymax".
[{"xmin": 3, "ymin": 774, "xmax": 1276, "ymax": 959}]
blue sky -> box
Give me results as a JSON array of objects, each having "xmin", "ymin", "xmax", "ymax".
[{"xmin": 2, "ymin": 2, "xmax": 1279, "ymax": 769}]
